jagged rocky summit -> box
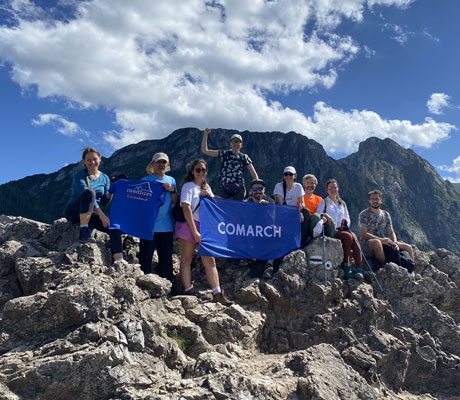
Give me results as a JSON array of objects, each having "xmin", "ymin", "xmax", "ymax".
[
  {"xmin": 1, "ymin": 215, "xmax": 460, "ymax": 400},
  {"xmin": 1, "ymin": 128, "xmax": 460, "ymax": 255}
]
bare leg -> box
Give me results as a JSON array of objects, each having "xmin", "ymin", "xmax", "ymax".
[
  {"xmin": 178, "ymin": 238, "xmax": 195, "ymax": 289},
  {"xmin": 79, "ymin": 213, "xmax": 91, "ymax": 225},
  {"xmin": 397, "ymin": 241, "xmax": 414, "ymax": 261},
  {"xmin": 201, "ymin": 256, "xmax": 220, "ymax": 289},
  {"xmin": 369, "ymin": 239, "xmax": 385, "ymax": 264}
]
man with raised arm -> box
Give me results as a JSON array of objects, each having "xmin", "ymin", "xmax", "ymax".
[
  {"xmin": 359, "ymin": 189, "xmax": 415, "ymax": 267},
  {"xmin": 201, "ymin": 128, "xmax": 258, "ymax": 200}
]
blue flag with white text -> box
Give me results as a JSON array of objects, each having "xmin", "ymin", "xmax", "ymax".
[
  {"xmin": 108, "ymin": 179, "xmax": 166, "ymax": 240},
  {"xmin": 198, "ymin": 197, "xmax": 300, "ymax": 259}
]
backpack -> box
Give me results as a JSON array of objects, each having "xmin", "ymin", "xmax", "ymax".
[
  {"xmin": 382, "ymin": 244, "xmax": 415, "ymax": 273},
  {"xmin": 172, "ymin": 202, "xmax": 200, "ymax": 222}
]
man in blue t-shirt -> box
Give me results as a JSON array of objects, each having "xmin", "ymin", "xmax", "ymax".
[
  {"xmin": 138, "ymin": 152, "xmax": 178, "ymax": 282},
  {"xmin": 201, "ymin": 128, "xmax": 258, "ymax": 200}
]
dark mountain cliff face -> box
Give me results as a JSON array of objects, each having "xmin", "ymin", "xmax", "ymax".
[{"xmin": 1, "ymin": 129, "xmax": 459, "ymax": 254}]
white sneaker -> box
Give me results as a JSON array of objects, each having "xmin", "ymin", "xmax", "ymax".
[
  {"xmin": 409, "ymin": 272, "xmax": 415, "ymax": 278},
  {"xmin": 112, "ymin": 258, "xmax": 128, "ymax": 267}
]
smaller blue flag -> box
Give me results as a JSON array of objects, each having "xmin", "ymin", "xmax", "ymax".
[
  {"xmin": 198, "ymin": 197, "xmax": 300, "ymax": 259},
  {"xmin": 109, "ymin": 179, "xmax": 166, "ymax": 240}
]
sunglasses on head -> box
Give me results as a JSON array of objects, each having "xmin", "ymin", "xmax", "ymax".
[
  {"xmin": 194, "ymin": 168, "xmax": 207, "ymax": 173},
  {"xmin": 251, "ymin": 187, "xmax": 264, "ymax": 192},
  {"xmin": 284, "ymin": 172, "xmax": 294, "ymax": 177},
  {"xmin": 231, "ymin": 139, "xmax": 242, "ymax": 144}
]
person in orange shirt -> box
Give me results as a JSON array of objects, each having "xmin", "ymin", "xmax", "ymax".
[
  {"xmin": 298, "ymin": 174, "xmax": 322, "ymax": 214},
  {"xmin": 296, "ymin": 174, "xmax": 335, "ymax": 242}
]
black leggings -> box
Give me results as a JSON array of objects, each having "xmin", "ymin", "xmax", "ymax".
[
  {"xmin": 139, "ymin": 232, "xmax": 174, "ymax": 282},
  {"xmin": 65, "ymin": 189, "xmax": 123, "ymax": 255}
]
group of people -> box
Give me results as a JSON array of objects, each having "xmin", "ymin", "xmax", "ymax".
[{"xmin": 65, "ymin": 130, "xmax": 415, "ymax": 304}]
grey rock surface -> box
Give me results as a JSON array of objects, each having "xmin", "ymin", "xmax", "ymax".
[{"xmin": 0, "ymin": 216, "xmax": 459, "ymax": 399}]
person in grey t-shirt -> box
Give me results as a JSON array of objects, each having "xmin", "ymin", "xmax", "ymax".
[{"xmin": 358, "ymin": 189, "xmax": 414, "ymax": 264}]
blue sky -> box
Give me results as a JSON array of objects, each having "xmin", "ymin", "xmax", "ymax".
[{"xmin": 1, "ymin": 0, "xmax": 459, "ymax": 184}]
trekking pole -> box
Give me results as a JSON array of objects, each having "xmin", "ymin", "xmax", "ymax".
[
  {"xmin": 351, "ymin": 235, "xmax": 383, "ymax": 292},
  {"xmin": 322, "ymin": 224, "xmax": 327, "ymax": 287}
]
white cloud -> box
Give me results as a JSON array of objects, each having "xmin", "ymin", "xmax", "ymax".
[
  {"xmin": 302, "ymin": 102, "xmax": 454, "ymax": 154},
  {"xmin": 426, "ymin": 93, "xmax": 450, "ymax": 115},
  {"xmin": 381, "ymin": 23, "xmax": 414, "ymax": 44},
  {"xmin": 32, "ymin": 113, "xmax": 87, "ymax": 137},
  {"xmin": 439, "ymin": 156, "xmax": 460, "ymax": 183},
  {"xmin": 421, "ymin": 28, "xmax": 439, "ymax": 42},
  {"xmin": 2, "ymin": 0, "xmax": 449, "ymax": 156}
]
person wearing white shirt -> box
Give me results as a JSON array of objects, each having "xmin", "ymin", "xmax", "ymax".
[
  {"xmin": 175, "ymin": 158, "xmax": 232, "ymax": 305},
  {"xmin": 273, "ymin": 166, "xmax": 314, "ymax": 247},
  {"xmin": 316, "ymin": 179, "xmax": 364, "ymax": 280}
]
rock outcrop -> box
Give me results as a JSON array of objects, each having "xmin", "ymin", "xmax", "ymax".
[{"xmin": 1, "ymin": 215, "xmax": 460, "ymax": 399}]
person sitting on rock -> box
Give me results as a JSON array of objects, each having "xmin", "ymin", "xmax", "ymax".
[
  {"xmin": 274, "ymin": 166, "xmax": 311, "ymax": 246},
  {"xmin": 65, "ymin": 147, "xmax": 125, "ymax": 265},
  {"xmin": 359, "ymin": 189, "xmax": 415, "ymax": 275},
  {"xmin": 297, "ymin": 173, "xmax": 335, "ymax": 239},
  {"xmin": 138, "ymin": 152, "xmax": 178, "ymax": 282},
  {"xmin": 175, "ymin": 158, "xmax": 232, "ymax": 305},
  {"xmin": 244, "ymin": 178, "xmax": 276, "ymax": 279},
  {"xmin": 316, "ymin": 179, "xmax": 364, "ymax": 280},
  {"xmin": 201, "ymin": 128, "xmax": 258, "ymax": 200}
]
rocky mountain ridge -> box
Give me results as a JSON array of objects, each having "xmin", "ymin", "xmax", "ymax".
[
  {"xmin": 1, "ymin": 215, "xmax": 460, "ymax": 399},
  {"xmin": 0, "ymin": 128, "xmax": 459, "ymax": 254}
]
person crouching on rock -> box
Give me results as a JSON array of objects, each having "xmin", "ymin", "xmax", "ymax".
[
  {"xmin": 316, "ymin": 179, "xmax": 364, "ymax": 280},
  {"xmin": 175, "ymin": 159, "xmax": 232, "ymax": 305},
  {"xmin": 138, "ymin": 152, "xmax": 178, "ymax": 282},
  {"xmin": 245, "ymin": 178, "xmax": 276, "ymax": 279},
  {"xmin": 298, "ymin": 173, "xmax": 335, "ymax": 239},
  {"xmin": 65, "ymin": 147, "xmax": 124, "ymax": 264}
]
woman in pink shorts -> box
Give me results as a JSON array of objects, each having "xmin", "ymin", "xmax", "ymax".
[{"xmin": 176, "ymin": 159, "xmax": 232, "ymax": 305}]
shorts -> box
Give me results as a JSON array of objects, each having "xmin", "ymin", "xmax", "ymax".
[
  {"xmin": 175, "ymin": 220, "xmax": 200, "ymax": 244},
  {"xmin": 361, "ymin": 239, "xmax": 374, "ymax": 258},
  {"xmin": 214, "ymin": 183, "xmax": 246, "ymax": 201}
]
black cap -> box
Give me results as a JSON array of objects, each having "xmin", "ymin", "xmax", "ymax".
[{"xmin": 251, "ymin": 178, "xmax": 265, "ymax": 187}]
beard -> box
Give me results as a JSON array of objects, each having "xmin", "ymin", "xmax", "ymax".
[{"xmin": 370, "ymin": 204, "xmax": 380, "ymax": 209}]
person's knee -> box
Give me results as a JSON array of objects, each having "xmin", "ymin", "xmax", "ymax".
[
  {"xmin": 369, "ymin": 239, "xmax": 382, "ymax": 252},
  {"xmin": 81, "ymin": 189, "xmax": 96, "ymax": 203},
  {"xmin": 202, "ymin": 256, "xmax": 216, "ymax": 269}
]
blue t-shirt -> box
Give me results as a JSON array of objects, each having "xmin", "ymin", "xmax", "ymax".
[
  {"xmin": 141, "ymin": 174, "xmax": 176, "ymax": 232},
  {"xmin": 67, "ymin": 169, "xmax": 110, "ymax": 207},
  {"xmin": 108, "ymin": 179, "xmax": 166, "ymax": 240}
]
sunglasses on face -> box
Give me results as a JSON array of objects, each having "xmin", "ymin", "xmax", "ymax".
[
  {"xmin": 284, "ymin": 172, "xmax": 294, "ymax": 177},
  {"xmin": 194, "ymin": 168, "xmax": 207, "ymax": 173},
  {"xmin": 327, "ymin": 186, "xmax": 338, "ymax": 190},
  {"xmin": 251, "ymin": 187, "xmax": 264, "ymax": 192},
  {"xmin": 231, "ymin": 139, "xmax": 242, "ymax": 144},
  {"xmin": 156, "ymin": 160, "xmax": 167, "ymax": 164}
]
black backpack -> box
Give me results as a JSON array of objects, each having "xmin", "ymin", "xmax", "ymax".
[{"xmin": 383, "ymin": 244, "xmax": 415, "ymax": 273}]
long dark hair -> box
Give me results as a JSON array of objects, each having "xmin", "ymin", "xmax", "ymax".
[
  {"xmin": 184, "ymin": 158, "xmax": 208, "ymax": 189},
  {"xmin": 325, "ymin": 178, "xmax": 345, "ymax": 206}
]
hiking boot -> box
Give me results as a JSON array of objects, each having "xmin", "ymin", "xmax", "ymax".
[
  {"xmin": 183, "ymin": 287, "xmax": 196, "ymax": 296},
  {"xmin": 262, "ymin": 265, "xmax": 274, "ymax": 279},
  {"xmin": 78, "ymin": 226, "xmax": 93, "ymax": 243},
  {"xmin": 212, "ymin": 291, "xmax": 233, "ymax": 306},
  {"xmin": 355, "ymin": 268, "xmax": 364, "ymax": 280},
  {"xmin": 343, "ymin": 265, "xmax": 354, "ymax": 280}
]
